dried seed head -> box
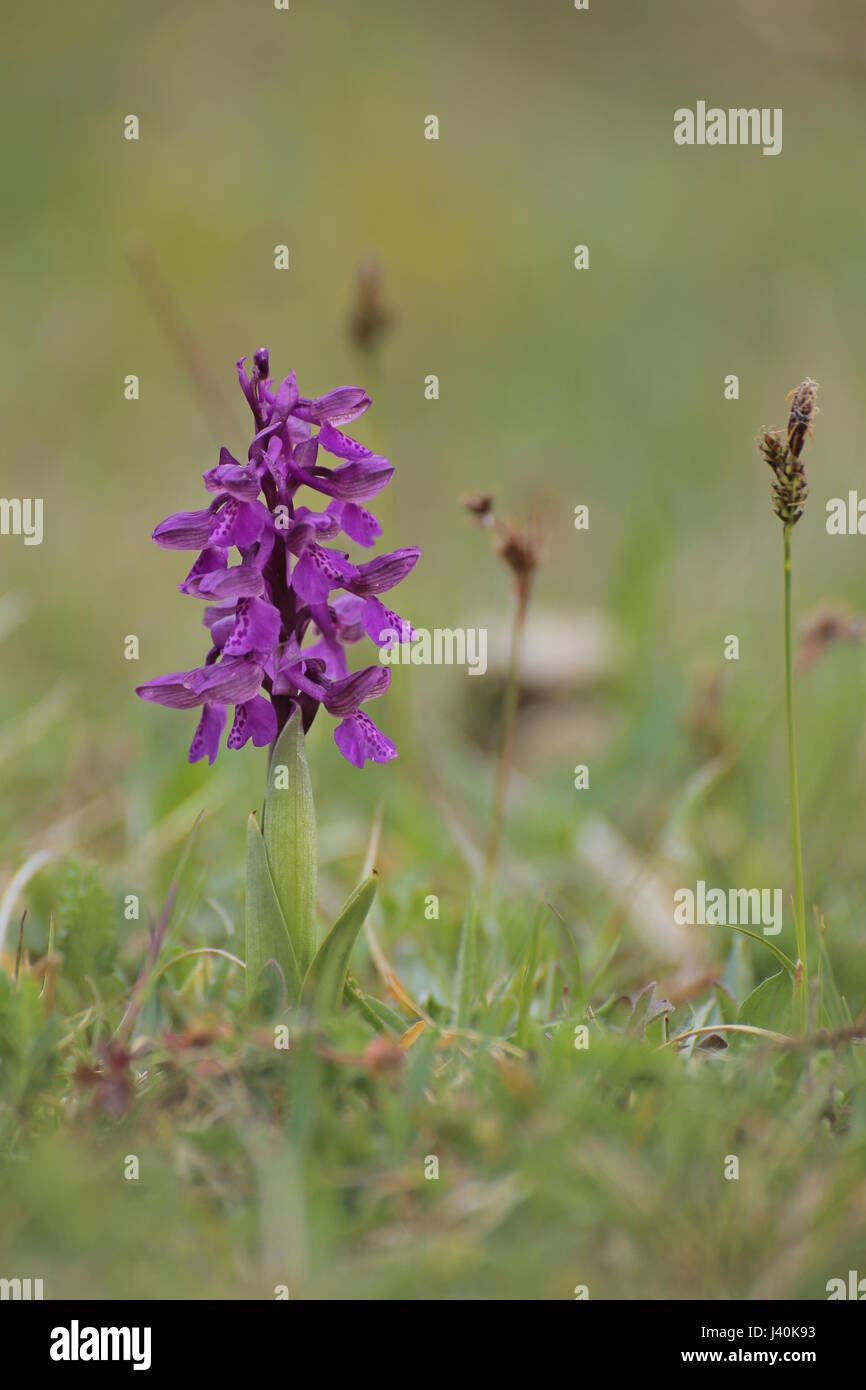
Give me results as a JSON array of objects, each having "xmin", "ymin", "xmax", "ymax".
[
  {"xmin": 758, "ymin": 429, "xmax": 787, "ymax": 475},
  {"xmin": 797, "ymin": 601, "xmax": 866, "ymax": 674},
  {"xmin": 462, "ymin": 491, "xmax": 495, "ymax": 520},
  {"xmin": 496, "ymin": 523, "xmax": 540, "ymax": 585},
  {"xmin": 786, "ymin": 378, "xmax": 819, "ymax": 459},
  {"xmin": 759, "ymin": 377, "xmax": 818, "ymax": 526},
  {"xmin": 759, "ymin": 428, "xmax": 808, "ymax": 525},
  {"xmin": 465, "ymin": 489, "xmax": 541, "ymax": 606},
  {"xmin": 684, "ymin": 669, "xmax": 725, "ymax": 756},
  {"xmin": 348, "ymin": 257, "xmax": 393, "ymax": 354}
]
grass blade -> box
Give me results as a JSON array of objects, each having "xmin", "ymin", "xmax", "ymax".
[
  {"xmin": 515, "ymin": 902, "xmax": 545, "ymax": 1049},
  {"xmin": 708, "ymin": 921, "xmax": 796, "ymax": 978},
  {"xmin": 452, "ymin": 898, "xmax": 479, "ymax": 1028}
]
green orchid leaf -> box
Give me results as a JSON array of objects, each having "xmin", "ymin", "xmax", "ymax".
[
  {"xmin": 247, "ymin": 959, "xmax": 289, "ymax": 1019},
  {"xmin": 263, "ymin": 709, "xmax": 318, "ymax": 978},
  {"xmin": 245, "ymin": 813, "xmax": 302, "ymax": 1003},
  {"xmin": 302, "ymin": 875, "xmax": 377, "ymax": 1016}
]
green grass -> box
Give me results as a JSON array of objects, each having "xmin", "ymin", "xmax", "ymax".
[{"xmin": 1, "ymin": 613, "xmax": 865, "ymax": 1300}]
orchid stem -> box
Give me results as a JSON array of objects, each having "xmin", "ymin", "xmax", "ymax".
[{"xmin": 783, "ymin": 523, "xmax": 808, "ymax": 1030}]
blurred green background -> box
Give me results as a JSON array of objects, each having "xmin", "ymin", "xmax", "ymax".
[{"xmin": 2, "ymin": 0, "xmax": 866, "ymax": 1299}]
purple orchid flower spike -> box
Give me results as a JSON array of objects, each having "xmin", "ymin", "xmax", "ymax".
[{"xmin": 137, "ymin": 350, "xmax": 419, "ymax": 768}]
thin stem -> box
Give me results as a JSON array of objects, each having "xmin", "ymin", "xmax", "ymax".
[
  {"xmin": 484, "ymin": 581, "xmax": 528, "ymax": 895},
  {"xmin": 783, "ymin": 524, "xmax": 808, "ymax": 1028}
]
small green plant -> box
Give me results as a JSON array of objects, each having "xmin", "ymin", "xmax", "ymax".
[{"xmin": 759, "ymin": 378, "xmax": 819, "ymax": 1032}]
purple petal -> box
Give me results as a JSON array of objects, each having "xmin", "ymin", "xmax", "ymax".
[
  {"xmin": 331, "ymin": 592, "xmax": 367, "ymax": 642},
  {"xmin": 183, "ymin": 657, "xmax": 264, "ymax": 704},
  {"xmin": 318, "ymin": 422, "xmax": 379, "ymax": 463},
  {"xmin": 363, "ymin": 596, "xmax": 415, "ymax": 647},
  {"xmin": 247, "ymin": 522, "xmax": 276, "ymax": 573},
  {"xmin": 286, "ymin": 416, "xmax": 312, "ymax": 450},
  {"xmin": 284, "ymin": 433, "xmax": 391, "ymax": 505},
  {"xmin": 203, "ymin": 602, "xmax": 235, "ymax": 629},
  {"xmin": 294, "ymin": 388, "xmax": 371, "ymax": 426},
  {"xmin": 333, "ymin": 500, "xmax": 382, "ymax": 547},
  {"xmin": 292, "ymin": 544, "xmax": 358, "ymax": 605},
  {"xmin": 237, "ymin": 357, "xmax": 257, "ymax": 414},
  {"xmin": 349, "ymin": 547, "xmax": 420, "ymax": 597},
  {"xmin": 324, "ymin": 665, "xmax": 391, "ymax": 717},
  {"xmin": 196, "ymin": 565, "xmax": 265, "ymax": 600},
  {"xmin": 286, "ymin": 450, "xmax": 393, "ymax": 503},
  {"xmin": 247, "ymin": 373, "xmax": 300, "ymax": 456},
  {"xmin": 222, "ymin": 596, "xmax": 282, "ymax": 656},
  {"xmin": 301, "ymin": 635, "xmax": 350, "ymax": 680},
  {"xmin": 320, "ymin": 460, "xmax": 393, "ymax": 501},
  {"xmin": 273, "ymin": 372, "xmax": 299, "ymax": 419},
  {"xmin": 296, "ymin": 504, "xmax": 342, "ymax": 540},
  {"xmin": 203, "ymin": 450, "xmax": 261, "ymax": 502},
  {"xmin": 227, "ymin": 695, "xmax": 277, "ymax": 750},
  {"xmin": 294, "ymin": 437, "xmax": 318, "ymax": 472},
  {"xmin": 285, "ymin": 521, "xmax": 316, "ymax": 558},
  {"xmin": 179, "ymin": 547, "xmax": 228, "ymax": 595},
  {"xmin": 270, "ymin": 635, "xmax": 305, "ymax": 692},
  {"xmin": 282, "ymin": 659, "xmax": 329, "ymax": 704},
  {"xmin": 208, "ymin": 498, "xmax": 268, "ymax": 549},
  {"xmin": 189, "ymin": 703, "xmax": 227, "ymax": 764},
  {"xmin": 136, "ymin": 671, "xmax": 203, "ymax": 710},
  {"xmin": 334, "ymin": 711, "xmax": 397, "ymax": 768},
  {"xmin": 153, "ymin": 508, "xmax": 216, "ymax": 550},
  {"xmin": 263, "ymin": 435, "xmax": 286, "ymax": 481},
  {"xmin": 208, "ymin": 614, "xmax": 235, "ymax": 650}
]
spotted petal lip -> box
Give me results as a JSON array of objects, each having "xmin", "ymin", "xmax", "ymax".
[
  {"xmin": 363, "ymin": 596, "xmax": 414, "ymax": 646},
  {"xmin": 317, "ymin": 421, "xmax": 379, "ymax": 463},
  {"xmin": 221, "ymin": 596, "xmax": 282, "ymax": 656},
  {"xmin": 189, "ymin": 703, "xmax": 227, "ymax": 764},
  {"xmin": 292, "ymin": 544, "xmax": 358, "ymax": 605},
  {"xmin": 208, "ymin": 497, "xmax": 269, "ymax": 549},
  {"xmin": 227, "ymin": 694, "xmax": 277, "ymax": 749},
  {"xmin": 332, "ymin": 500, "xmax": 381, "ymax": 547},
  {"xmin": 334, "ymin": 710, "xmax": 397, "ymax": 768}
]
